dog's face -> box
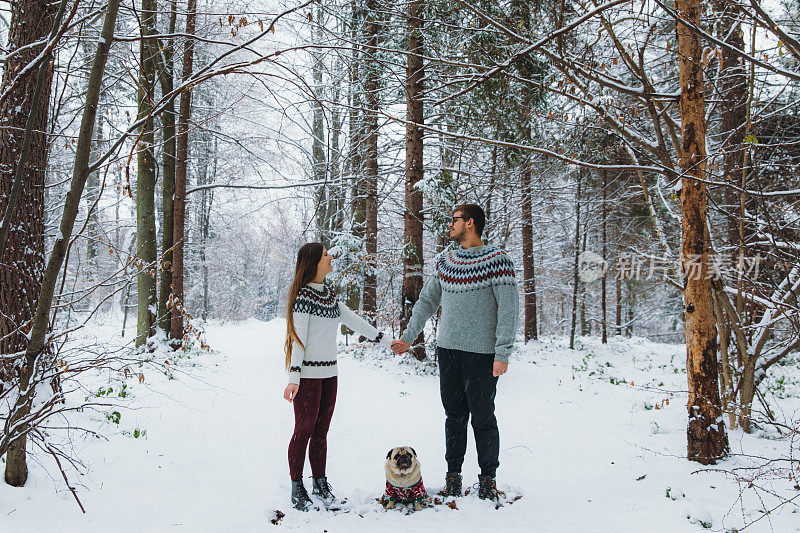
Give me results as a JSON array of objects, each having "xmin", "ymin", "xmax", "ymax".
[{"xmin": 385, "ymin": 446, "xmax": 421, "ymax": 482}]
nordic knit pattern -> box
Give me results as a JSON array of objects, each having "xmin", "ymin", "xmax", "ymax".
[
  {"xmin": 288, "ymin": 282, "xmax": 392, "ymax": 384},
  {"xmin": 400, "ymin": 244, "xmax": 519, "ymax": 363},
  {"xmin": 385, "ymin": 478, "xmax": 428, "ymax": 504}
]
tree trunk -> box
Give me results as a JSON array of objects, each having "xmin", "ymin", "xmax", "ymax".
[
  {"xmin": 569, "ymin": 169, "xmax": 582, "ymax": 350},
  {"xmin": 485, "ymin": 147, "xmax": 496, "ymax": 244},
  {"xmin": 136, "ymin": 0, "xmax": 159, "ymax": 348},
  {"xmin": 198, "ymin": 130, "xmax": 214, "ymax": 321},
  {"xmin": 512, "ymin": 0, "xmax": 537, "ymax": 342},
  {"xmin": 712, "ymin": 0, "xmax": 752, "ymax": 357},
  {"xmin": 738, "ymin": 357, "xmax": 756, "ymax": 433},
  {"xmin": 521, "ymin": 154, "xmax": 537, "ymax": 341},
  {"xmin": 330, "ymin": 60, "xmax": 345, "ymax": 236},
  {"xmin": 676, "ymin": 0, "xmax": 729, "ymax": 464},
  {"xmin": 158, "ymin": 0, "xmax": 178, "ymax": 335},
  {"xmin": 85, "ymin": 90, "xmax": 103, "ymax": 271},
  {"xmin": 601, "ymin": 170, "xmax": 608, "ymax": 343},
  {"xmin": 712, "ymin": 0, "xmax": 747, "ymax": 253},
  {"xmin": 401, "ymin": 0, "xmax": 425, "ymax": 360},
  {"xmin": 0, "ymin": 0, "xmax": 58, "ymax": 486},
  {"xmin": 362, "ymin": 0, "xmax": 379, "ymax": 325},
  {"xmin": 2, "ymin": 0, "xmax": 119, "ymax": 482},
  {"xmin": 312, "ymin": 5, "xmax": 329, "ymax": 247},
  {"xmin": 580, "ymin": 230, "xmax": 588, "ymax": 336},
  {"xmin": 343, "ymin": 2, "xmax": 364, "ymax": 333},
  {"xmin": 711, "ymin": 285, "xmax": 737, "ymax": 429},
  {"xmin": 170, "ymin": 0, "xmax": 197, "ymax": 343},
  {"xmin": 626, "ymin": 295, "xmax": 633, "ymax": 337},
  {"xmin": 0, "ymin": 0, "xmax": 56, "ymax": 383},
  {"xmin": 615, "ymin": 268, "xmax": 622, "ymax": 336}
]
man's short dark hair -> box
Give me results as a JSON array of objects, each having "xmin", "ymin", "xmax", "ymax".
[{"xmin": 454, "ymin": 203, "xmax": 485, "ymax": 237}]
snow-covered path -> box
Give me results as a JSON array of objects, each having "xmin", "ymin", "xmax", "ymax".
[{"xmin": 2, "ymin": 319, "xmax": 798, "ymax": 532}]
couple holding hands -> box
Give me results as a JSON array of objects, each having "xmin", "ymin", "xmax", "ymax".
[{"xmin": 282, "ymin": 204, "xmax": 519, "ymax": 511}]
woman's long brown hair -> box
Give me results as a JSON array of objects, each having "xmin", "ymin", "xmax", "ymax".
[{"xmin": 285, "ymin": 242, "xmax": 324, "ymax": 371}]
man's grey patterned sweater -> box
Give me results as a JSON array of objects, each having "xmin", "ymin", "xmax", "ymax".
[{"xmin": 400, "ymin": 244, "xmax": 519, "ymax": 363}]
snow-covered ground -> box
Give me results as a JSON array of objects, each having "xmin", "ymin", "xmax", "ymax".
[{"xmin": 2, "ymin": 318, "xmax": 799, "ymax": 532}]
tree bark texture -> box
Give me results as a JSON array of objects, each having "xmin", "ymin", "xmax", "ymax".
[
  {"xmin": 569, "ymin": 169, "xmax": 582, "ymax": 350},
  {"xmin": 170, "ymin": 0, "xmax": 197, "ymax": 342},
  {"xmin": 615, "ymin": 271, "xmax": 622, "ymax": 336},
  {"xmin": 136, "ymin": 0, "xmax": 159, "ymax": 348},
  {"xmin": 0, "ymin": 0, "xmax": 55, "ymax": 384},
  {"xmin": 400, "ymin": 0, "xmax": 426, "ymax": 360},
  {"xmin": 1, "ymin": 0, "xmax": 66, "ymax": 486},
  {"xmin": 676, "ymin": 0, "xmax": 729, "ymax": 464},
  {"xmin": 712, "ymin": 0, "xmax": 748, "ymax": 251},
  {"xmin": 2, "ymin": 0, "xmax": 119, "ymax": 484},
  {"xmin": 343, "ymin": 3, "xmax": 364, "ymax": 331},
  {"xmin": 312, "ymin": 5, "xmax": 329, "ymax": 247},
  {"xmin": 601, "ymin": 169, "xmax": 608, "ymax": 343},
  {"xmin": 521, "ymin": 155, "xmax": 537, "ymax": 341},
  {"xmin": 158, "ymin": 0, "xmax": 178, "ymax": 335},
  {"xmin": 362, "ymin": 0, "xmax": 379, "ymax": 325}
]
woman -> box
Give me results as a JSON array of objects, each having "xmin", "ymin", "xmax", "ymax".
[{"xmin": 283, "ymin": 242, "xmax": 392, "ymax": 511}]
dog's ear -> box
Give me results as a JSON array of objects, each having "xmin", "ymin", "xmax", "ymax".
[
  {"xmin": 387, "ymin": 449, "xmax": 393, "ymax": 459},
  {"xmin": 410, "ymin": 447, "xmax": 417, "ymax": 457}
]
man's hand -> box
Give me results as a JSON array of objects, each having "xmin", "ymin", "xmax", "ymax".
[
  {"xmin": 284, "ymin": 384, "xmax": 299, "ymax": 402},
  {"xmin": 493, "ymin": 361, "xmax": 508, "ymax": 377},
  {"xmin": 391, "ymin": 339, "xmax": 410, "ymax": 354}
]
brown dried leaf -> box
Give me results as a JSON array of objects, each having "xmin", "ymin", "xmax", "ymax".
[{"xmin": 270, "ymin": 509, "xmax": 285, "ymax": 525}]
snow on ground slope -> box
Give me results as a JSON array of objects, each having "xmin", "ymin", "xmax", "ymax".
[{"xmin": 1, "ymin": 318, "xmax": 798, "ymax": 532}]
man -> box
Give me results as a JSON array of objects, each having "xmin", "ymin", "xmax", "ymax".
[{"xmin": 391, "ymin": 204, "xmax": 519, "ymax": 501}]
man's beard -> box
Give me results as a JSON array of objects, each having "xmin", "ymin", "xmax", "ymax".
[{"xmin": 449, "ymin": 227, "xmax": 466, "ymax": 243}]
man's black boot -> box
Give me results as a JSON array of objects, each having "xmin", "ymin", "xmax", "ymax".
[
  {"xmin": 443, "ymin": 471, "xmax": 462, "ymax": 497},
  {"xmin": 477, "ymin": 474, "xmax": 499, "ymax": 501},
  {"xmin": 291, "ymin": 480, "xmax": 314, "ymax": 511}
]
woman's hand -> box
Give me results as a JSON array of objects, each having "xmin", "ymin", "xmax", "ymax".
[{"xmin": 284, "ymin": 384, "xmax": 299, "ymax": 402}]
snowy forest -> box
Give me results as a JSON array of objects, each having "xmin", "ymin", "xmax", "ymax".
[{"xmin": 1, "ymin": 0, "xmax": 800, "ymax": 530}]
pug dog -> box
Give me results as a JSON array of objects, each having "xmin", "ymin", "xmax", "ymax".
[{"xmin": 383, "ymin": 446, "xmax": 428, "ymax": 511}]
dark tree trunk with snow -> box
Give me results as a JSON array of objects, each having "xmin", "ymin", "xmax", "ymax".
[
  {"xmin": 158, "ymin": 0, "xmax": 178, "ymax": 335},
  {"xmin": 676, "ymin": 0, "xmax": 729, "ymax": 464},
  {"xmin": 580, "ymin": 232, "xmax": 588, "ymax": 336},
  {"xmin": 312, "ymin": 6, "xmax": 329, "ymax": 247},
  {"xmin": 136, "ymin": 0, "xmax": 159, "ymax": 348},
  {"xmin": 85, "ymin": 88, "xmax": 104, "ymax": 271},
  {"xmin": 329, "ymin": 68, "xmax": 345, "ymax": 237},
  {"xmin": 0, "ymin": 0, "xmax": 56, "ymax": 487},
  {"xmin": 343, "ymin": 1, "xmax": 365, "ymax": 332},
  {"xmin": 2, "ymin": 0, "xmax": 119, "ymax": 484},
  {"xmin": 521, "ymin": 155, "xmax": 537, "ymax": 341},
  {"xmin": 601, "ymin": 169, "xmax": 608, "ymax": 343},
  {"xmin": 197, "ymin": 121, "xmax": 214, "ymax": 321},
  {"xmin": 712, "ymin": 0, "xmax": 748, "ymax": 252},
  {"xmin": 0, "ymin": 0, "xmax": 54, "ymax": 381},
  {"xmin": 362, "ymin": 0, "xmax": 379, "ymax": 325},
  {"xmin": 400, "ymin": 0, "xmax": 425, "ymax": 360},
  {"xmin": 171, "ymin": 0, "xmax": 197, "ymax": 343},
  {"xmin": 615, "ymin": 270, "xmax": 622, "ymax": 336},
  {"xmin": 569, "ymin": 169, "xmax": 582, "ymax": 350}
]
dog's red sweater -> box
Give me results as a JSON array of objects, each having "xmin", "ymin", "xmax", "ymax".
[{"xmin": 385, "ymin": 478, "xmax": 427, "ymax": 503}]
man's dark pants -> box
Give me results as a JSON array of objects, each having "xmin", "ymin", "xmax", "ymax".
[{"xmin": 437, "ymin": 347, "xmax": 499, "ymax": 477}]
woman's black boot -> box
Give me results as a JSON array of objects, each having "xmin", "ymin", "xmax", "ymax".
[{"xmin": 291, "ymin": 480, "xmax": 314, "ymax": 511}]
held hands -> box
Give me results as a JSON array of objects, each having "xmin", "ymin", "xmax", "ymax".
[
  {"xmin": 284, "ymin": 384, "xmax": 299, "ymax": 402},
  {"xmin": 390, "ymin": 339, "xmax": 410, "ymax": 354},
  {"xmin": 391, "ymin": 342, "xmax": 508, "ymax": 376}
]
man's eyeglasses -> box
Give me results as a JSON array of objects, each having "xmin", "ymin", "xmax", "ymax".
[{"xmin": 449, "ymin": 216, "xmax": 468, "ymax": 225}]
